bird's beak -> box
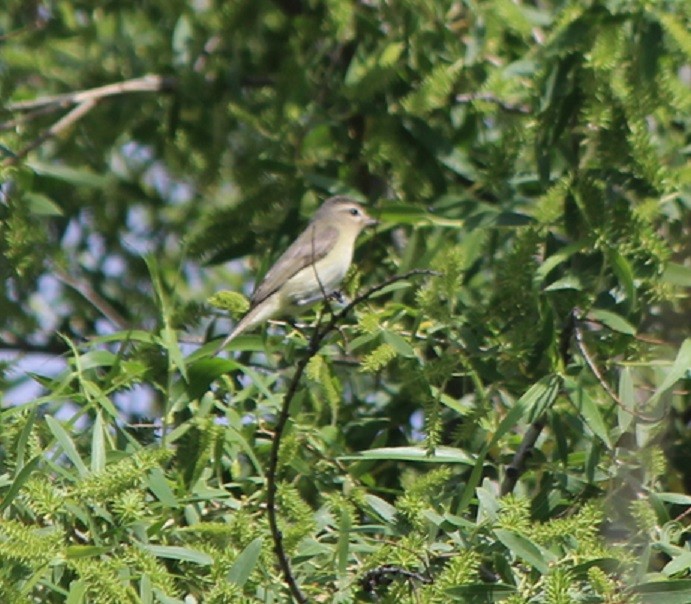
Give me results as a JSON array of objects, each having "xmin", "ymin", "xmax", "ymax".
[{"xmin": 365, "ymin": 214, "xmax": 379, "ymax": 227}]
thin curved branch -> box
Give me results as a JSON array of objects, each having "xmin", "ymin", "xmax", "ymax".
[
  {"xmin": 573, "ymin": 310, "xmax": 664, "ymax": 423},
  {"xmin": 3, "ymin": 75, "xmax": 176, "ymax": 166},
  {"xmin": 54, "ymin": 267, "xmax": 132, "ymax": 331},
  {"xmin": 4, "ymin": 99, "xmax": 97, "ymax": 166},
  {"xmin": 6, "ymin": 74, "xmax": 176, "ymax": 112},
  {"xmin": 265, "ymin": 269, "xmax": 436, "ymax": 602}
]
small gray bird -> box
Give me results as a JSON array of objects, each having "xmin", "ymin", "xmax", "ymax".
[{"xmin": 218, "ymin": 196, "xmax": 377, "ymax": 349}]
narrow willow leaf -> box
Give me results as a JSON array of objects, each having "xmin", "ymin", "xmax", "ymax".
[
  {"xmin": 0, "ymin": 456, "xmax": 41, "ymax": 512},
  {"xmin": 365, "ymin": 494, "xmax": 397, "ymax": 522},
  {"xmin": 608, "ymin": 248, "xmax": 636, "ymax": 313},
  {"xmin": 227, "ymin": 537, "xmax": 263, "ymax": 586},
  {"xmin": 25, "ymin": 192, "xmax": 64, "ymax": 216},
  {"xmin": 65, "ymin": 580, "xmax": 88, "ymax": 604},
  {"xmin": 343, "ymin": 446, "xmax": 474, "ymax": 464},
  {"xmin": 45, "ymin": 416, "xmax": 89, "ymax": 476},
  {"xmin": 29, "ymin": 161, "xmax": 111, "ymax": 188},
  {"xmin": 494, "ymin": 529, "xmax": 553, "ymax": 574},
  {"xmin": 655, "ymin": 492, "xmax": 691, "ymax": 506},
  {"xmin": 633, "ymin": 579, "xmax": 691, "ymax": 604},
  {"xmin": 525, "ymin": 374, "xmax": 562, "ymax": 423},
  {"xmin": 567, "ymin": 379, "xmax": 612, "ymax": 448},
  {"xmin": 146, "ymin": 468, "xmax": 178, "ymax": 507},
  {"xmin": 662, "ymin": 551, "xmax": 691, "ymax": 577},
  {"xmin": 337, "ymin": 508, "xmax": 350, "ymax": 584},
  {"xmin": 535, "ymin": 241, "xmax": 585, "ymax": 284},
  {"xmin": 661, "ymin": 262, "xmax": 691, "ymax": 287},
  {"xmin": 66, "ymin": 545, "xmax": 113, "ymax": 558},
  {"xmin": 382, "ymin": 331, "xmax": 416, "ymax": 357},
  {"xmin": 617, "ymin": 367, "xmax": 635, "ymax": 434},
  {"xmin": 15, "ymin": 408, "xmax": 37, "ymax": 468},
  {"xmin": 647, "ymin": 338, "xmax": 691, "ymax": 407},
  {"xmin": 589, "ymin": 309, "xmax": 636, "ymax": 336},
  {"xmin": 91, "ymin": 412, "xmax": 106, "ymax": 473},
  {"xmin": 139, "ymin": 544, "xmax": 213, "ymax": 565}
]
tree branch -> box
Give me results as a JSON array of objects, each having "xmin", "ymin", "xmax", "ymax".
[
  {"xmin": 4, "ymin": 99, "xmax": 98, "ymax": 166},
  {"xmin": 265, "ymin": 269, "xmax": 436, "ymax": 602},
  {"xmin": 573, "ymin": 310, "xmax": 664, "ymax": 423},
  {"xmin": 500, "ymin": 420, "xmax": 545, "ymax": 496},
  {"xmin": 6, "ymin": 74, "xmax": 176, "ymax": 112},
  {"xmin": 54, "ymin": 267, "xmax": 132, "ymax": 331},
  {"xmin": 3, "ymin": 75, "xmax": 176, "ymax": 166}
]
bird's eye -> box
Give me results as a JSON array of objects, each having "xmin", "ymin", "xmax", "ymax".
[{"xmin": 349, "ymin": 208, "xmax": 360, "ymax": 216}]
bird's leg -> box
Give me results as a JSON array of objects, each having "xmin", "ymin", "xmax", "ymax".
[{"xmin": 329, "ymin": 290, "xmax": 348, "ymax": 304}]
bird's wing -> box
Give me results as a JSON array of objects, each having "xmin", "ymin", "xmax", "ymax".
[{"xmin": 250, "ymin": 223, "xmax": 338, "ymax": 306}]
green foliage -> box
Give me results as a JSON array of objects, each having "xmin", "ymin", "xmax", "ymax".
[{"xmin": 1, "ymin": 0, "xmax": 690, "ymax": 601}]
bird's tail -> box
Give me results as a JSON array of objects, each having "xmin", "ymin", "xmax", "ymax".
[{"xmin": 215, "ymin": 297, "xmax": 278, "ymax": 354}]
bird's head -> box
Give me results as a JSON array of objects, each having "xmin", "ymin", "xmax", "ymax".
[{"xmin": 315, "ymin": 196, "xmax": 378, "ymax": 232}]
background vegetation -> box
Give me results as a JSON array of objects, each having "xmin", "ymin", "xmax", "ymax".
[{"xmin": 1, "ymin": 0, "xmax": 690, "ymax": 602}]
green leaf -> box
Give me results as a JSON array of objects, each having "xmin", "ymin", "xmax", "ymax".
[
  {"xmin": 618, "ymin": 366, "xmax": 635, "ymax": 434},
  {"xmin": 337, "ymin": 507, "xmax": 350, "ymax": 583},
  {"xmin": 29, "ymin": 161, "xmax": 111, "ymax": 188},
  {"xmin": 535, "ymin": 242, "xmax": 585, "ymax": 284},
  {"xmin": 139, "ymin": 544, "xmax": 213, "ymax": 565},
  {"xmin": 342, "ymin": 446, "xmax": 475, "ymax": 464},
  {"xmin": 0, "ymin": 456, "xmax": 41, "ymax": 512},
  {"xmin": 589, "ymin": 309, "xmax": 636, "ymax": 336},
  {"xmin": 608, "ymin": 248, "xmax": 636, "ymax": 313},
  {"xmin": 365, "ymin": 494, "xmax": 397, "ymax": 522},
  {"xmin": 543, "ymin": 275, "xmax": 583, "ymax": 291},
  {"xmin": 45, "ymin": 416, "xmax": 89, "ymax": 476},
  {"xmin": 146, "ymin": 468, "xmax": 178, "ymax": 507},
  {"xmin": 567, "ymin": 379, "xmax": 612, "ymax": 448},
  {"xmin": 522, "ymin": 374, "xmax": 562, "ymax": 426},
  {"xmin": 15, "ymin": 408, "xmax": 37, "ymax": 468},
  {"xmin": 90, "ymin": 412, "xmax": 106, "ymax": 473},
  {"xmin": 633, "ymin": 579, "xmax": 691, "ymax": 604},
  {"xmin": 25, "ymin": 192, "xmax": 64, "ymax": 216},
  {"xmin": 662, "ymin": 551, "xmax": 691, "ymax": 576},
  {"xmin": 661, "ymin": 262, "xmax": 691, "ymax": 287},
  {"xmin": 66, "ymin": 580, "xmax": 88, "ymax": 604},
  {"xmin": 655, "ymin": 492, "xmax": 691, "ymax": 506},
  {"xmin": 382, "ymin": 330, "xmax": 416, "ymax": 358},
  {"xmin": 66, "ymin": 545, "xmax": 113, "ymax": 558},
  {"xmin": 377, "ymin": 203, "xmax": 465, "ymax": 228},
  {"xmin": 494, "ymin": 529, "xmax": 553, "ymax": 574},
  {"xmin": 647, "ymin": 338, "xmax": 691, "ymax": 407},
  {"xmin": 227, "ymin": 538, "xmax": 263, "ymax": 586}
]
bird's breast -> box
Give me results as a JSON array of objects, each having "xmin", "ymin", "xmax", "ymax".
[{"xmin": 281, "ymin": 240, "xmax": 355, "ymax": 306}]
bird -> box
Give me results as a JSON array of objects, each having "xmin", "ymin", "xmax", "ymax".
[{"xmin": 217, "ymin": 196, "xmax": 378, "ymax": 350}]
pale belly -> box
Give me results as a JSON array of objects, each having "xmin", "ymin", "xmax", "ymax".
[{"xmin": 280, "ymin": 254, "xmax": 351, "ymax": 308}]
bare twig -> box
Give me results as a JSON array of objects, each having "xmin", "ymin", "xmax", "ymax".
[
  {"xmin": 0, "ymin": 104, "xmax": 66, "ymax": 132},
  {"xmin": 501, "ymin": 420, "xmax": 545, "ymax": 496},
  {"xmin": 4, "ymin": 99, "xmax": 97, "ymax": 166},
  {"xmin": 54, "ymin": 267, "xmax": 131, "ymax": 331},
  {"xmin": 265, "ymin": 269, "xmax": 436, "ymax": 602},
  {"xmin": 501, "ymin": 306, "xmax": 667, "ymax": 496},
  {"xmin": 573, "ymin": 312, "xmax": 664, "ymax": 423},
  {"xmin": 3, "ymin": 75, "xmax": 176, "ymax": 166},
  {"xmin": 673, "ymin": 505, "xmax": 691, "ymax": 523},
  {"xmin": 6, "ymin": 74, "xmax": 175, "ymax": 112},
  {"xmin": 455, "ymin": 92, "xmax": 531, "ymax": 115},
  {"xmin": 501, "ymin": 310, "xmax": 577, "ymax": 495}
]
